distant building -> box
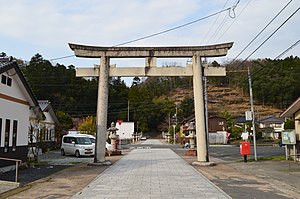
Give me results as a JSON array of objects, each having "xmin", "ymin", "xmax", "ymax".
[
  {"xmin": 28, "ymin": 100, "xmax": 60, "ymax": 153},
  {"xmin": 184, "ymin": 115, "xmax": 227, "ymax": 133},
  {"xmin": 257, "ymin": 117, "xmax": 285, "ymax": 139},
  {"xmin": 116, "ymin": 121, "xmax": 134, "ymax": 140},
  {"xmin": 183, "ymin": 115, "xmax": 228, "ymax": 144},
  {"xmin": 0, "ymin": 60, "xmax": 44, "ymax": 170},
  {"xmin": 234, "ymin": 116, "xmax": 248, "ymax": 127},
  {"xmin": 208, "ymin": 116, "xmax": 227, "ymax": 133}
]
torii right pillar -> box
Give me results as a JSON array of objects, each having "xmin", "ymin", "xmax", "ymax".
[{"xmin": 193, "ymin": 55, "xmax": 207, "ymax": 162}]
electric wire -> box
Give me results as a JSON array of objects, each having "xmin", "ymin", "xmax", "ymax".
[
  {"xmin": 242, "ymin": 6, "xmax": 299, "ymax": 64},
  {"xmin": 207, "ymin": 12, "xmax": 228, "ymax": 44},
  {"xmin": 243, "ymin": 39, "xmax": 300, "ymax": 81},
  {"xmin": 275, "ymin": 39, "xmax": 300, "ymax": 60},
  {"xmin": 201, "ymin": 0, "xmax": 229, "ymax": 44},
  {"xmin": 112, "ymin": 4, "xmax": 237, "ymax": 47},
  {"xmin": 50, "ymin": 2, "xmax": 239, "ymax": 61},
  {"xmin": 217, "ymin": 0, "xmax": 252, "ymax": 42},
  {"xmin": 229, "ymin": 0, "xmax": 293, "ymax": 71}
]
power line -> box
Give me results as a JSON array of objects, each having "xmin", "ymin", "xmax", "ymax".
[
  {"xmin": 217, "ymin": 0, "xmax": 252, "ymax": 42},
  {"xmin": 243, "ymin": 39, "xmax": 300, "ymax": 81},
  {"xmin": 50, "ymin": 3, "xmax": 239, "ymax": 61},
  {"xmin": 229, "ymin": 4, "xmax": 299, "ymax": 75},
  {"xmin": 243, "ymin": 6, "xmax": 299, "ymax": 63},
  {"xmin": 201, "ymin": 0, "xmax": 229, "ymax": 44},
  {"xmin": 113, "ymin": 4, "xmax": 237, "ymax": 47},
  {"xmin": 207, "ymin": 12, "xmax": 228, "ymax": 43},
  {"xmin": 230, "ymin": 0, "xmax": 293, "ymax": 69},
  {"xmin": 275, "ymin": 39, "xmax": 300, "ymax": 59}
]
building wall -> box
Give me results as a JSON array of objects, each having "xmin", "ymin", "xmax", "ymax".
[
  {"xmin": 259, "ymin": 123, "xmax": 284, "ymax": 132},
  {"xmin": 0, "ymin": 98, "xmax": 30, "ymax": 147},
  {"xmin": 116, "ymin": 122, "xmax": 134, "ymax": 140},
  {"xmin": 208, "ymin": 117, "xmax": 226, "ymax": 132},
  {"xmin": 42, "ymin": 111, "xmax": 56, "ymax": 142},
  {"xmin": 0, "ymin": 69, "xmax": 32, "ymax": 166}
]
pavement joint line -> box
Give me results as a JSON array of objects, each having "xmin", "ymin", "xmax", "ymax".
[{"xmin": 71, "ymin": 147, "xmax": 231, "ymax": 199}]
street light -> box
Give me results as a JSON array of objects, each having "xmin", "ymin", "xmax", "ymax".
[{"xmin": 172, "ymin": 124, "xmax": 176, "ymax": 144}]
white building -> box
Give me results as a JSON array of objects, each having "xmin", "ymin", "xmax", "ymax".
[
  {"xmin": 258, "ymin": 117, "xmax": 285, "ymax": 139},
  {"xmin": 116, "ymin": 122, "xmax": 134, "ymax": 140},
  {"xmin": 28, "ymin": 100, "xmax": 60, "ymax": 152},
  {"xmin": 0, "ymin": 60, "xmax": 44, "ymax": 169}
]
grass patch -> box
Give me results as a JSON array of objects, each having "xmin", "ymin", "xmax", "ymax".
[
  {"xmin": 279, "ymin": 169, "xmax": 300, "ymax": 172},
  {"xmin": 69, "ymin": 162, "xmax": 81, "ymax": 165},
  {"xmin": 27, "ymin": 161, "xmax": 48, "ymax": 166},
  {"xmin": 240, "ymin": 156, "xmax": 286, "ymax": 162}
]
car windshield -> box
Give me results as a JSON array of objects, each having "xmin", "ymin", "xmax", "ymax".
[
  {"xmin": 89, "ymin": 138, "xmax": 96, "ymax": 143},
  {"xmin": 75, "ymin": 137, "xmax": 92, "ymax": 145}
]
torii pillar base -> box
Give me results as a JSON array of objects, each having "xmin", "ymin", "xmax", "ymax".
[{"xmin": 88, "ymin": 161, "xmax": 112, "ymax": 166}]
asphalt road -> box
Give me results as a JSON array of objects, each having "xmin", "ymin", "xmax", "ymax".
[{"xmin": 130, "ymin": 140, "xmax": 286, "ymax": 162}]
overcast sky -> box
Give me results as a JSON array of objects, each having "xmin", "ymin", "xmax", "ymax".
[{"xmin": 1, "ymin": 0, "xmax": 299, "ymax": 71}]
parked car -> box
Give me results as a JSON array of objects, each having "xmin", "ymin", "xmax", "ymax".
[
  {"xmin": 61, "ymin": 134, "xmax": 94, "ymax": 157},
  {"xmin": 140, "ymin": 136, "xmax": 147, "ymax": 140},
  {"xmin": 82, "ymin": 134, "xmax": 114, "ymax": 151}
]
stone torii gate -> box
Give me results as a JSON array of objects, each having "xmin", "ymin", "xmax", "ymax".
[{"xmin": 69, "ymin": 42, "xmax": 233, "ymax": 164}]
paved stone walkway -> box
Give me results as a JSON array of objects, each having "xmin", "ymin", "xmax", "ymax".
[{"xmin": 72, "ymin": 148, "xmax": 230, "ymax": 199}]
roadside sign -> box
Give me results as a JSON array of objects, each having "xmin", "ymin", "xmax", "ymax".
[
  {"xmin": 282, "ymin": 130, "xmax": 296, "ymax": 145},
  {"xmin": 245, "ymin": 111, "xmax": 252, "ymax": 121}
]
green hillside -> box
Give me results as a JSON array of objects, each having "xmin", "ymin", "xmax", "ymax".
[{"xmin": 18, "ymin": 54, "xmax": 299, "ymax": 134}]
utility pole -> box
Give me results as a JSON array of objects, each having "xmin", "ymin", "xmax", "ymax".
[
  {"xmin": 173, "ymin": 106, "xmax": 178, "ymax": 145},
  {"xmin": 203, "ymin": 58, "xmax": 209, "ymax": 162},
  {"xmin": 127, "ymin": 100, "xmax": 130, "ymax": 121},
  {"xmin": 203, "ymin": 76, "xmax": 209, "ymax": 162},
  {"xmin": 247, "ymin": 65, "xmax": 257, "ymax": 161}
]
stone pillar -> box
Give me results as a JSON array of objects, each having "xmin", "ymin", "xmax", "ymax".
[
  {"xmin": 193, "ymin": 55, "xmax": 207, "ymax": 162},
  {"xmin": 95, "ymin": 56, "xmax": 110, "ymax": 163}
]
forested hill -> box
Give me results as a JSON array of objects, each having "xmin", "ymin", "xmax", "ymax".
[{"xmin": 18, "ymin": 54, "xmax": 299, "ymax": 133}]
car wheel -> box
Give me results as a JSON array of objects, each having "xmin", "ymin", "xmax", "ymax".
[
  {"xmin": 61, "ymin": 149, "xmax": 65, "ymax": 156},
  {"xmin": 75, "ymin": 150, "xmax": 80, "ymax": 158}
]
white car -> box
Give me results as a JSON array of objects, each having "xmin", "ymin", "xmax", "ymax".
[
  {"xmin": 82, "ymin": 134, "xmax": 114, "ymax": 151},
  {"xmin": 61, "ymin": 134, "xmax": 94, "ymax": 157},
  {"xmin": 140, "ymin": 136, "xmax": 147, "ymax": 140}
]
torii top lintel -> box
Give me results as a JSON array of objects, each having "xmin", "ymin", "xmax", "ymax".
[{"xmin": 68, "ymin": 42, "xmax": 233, "ymax": 58}]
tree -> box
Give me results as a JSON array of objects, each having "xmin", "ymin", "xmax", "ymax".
[
  {"xmin": 178, "ymin": 97, "xmax": 194, "ymax": 118},
  {"xmin": 56, "ymin": 111, "xmax": 73, "ymax": 131},
  {"xmin": 219, "ymin": 110, "xmax": 234, "ymax": 130},
  {"xmin": 78, "ymin": 116, "xmax": 97, "ymax": 135},
  {"xmin": 284, "ymin": 119, "xmax": 295, "ymax": 129},
  {"xmin": 230, "ymin": 126, "xmax": 243, "ymax": 140}
]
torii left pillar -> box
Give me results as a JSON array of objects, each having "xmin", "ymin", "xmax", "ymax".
[{"xmin": 94, "ymin": 56, "xmax": 110, "ymax": 163}]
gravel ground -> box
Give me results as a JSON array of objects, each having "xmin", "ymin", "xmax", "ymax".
[
  {"xmin": 0, "ymin": 165, "xmax": 70, "ymax": 185},
  {"xmin": 0, "ymin": 149, "xmax": 95, "ymax": 186},
  {"xmin": 0, "ymin": 150, "xmax": 127, "ymax": 198}
]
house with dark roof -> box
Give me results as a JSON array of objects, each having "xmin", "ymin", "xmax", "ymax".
[
  {"xmin": 28, "ymin": 100, "xmax": 60, "ymax": 155},
  {"xmin": 38, "ymin": 100, "xmax": 60, "ymax": 146},
  {"xmin": 257, "ymin": 117, "xmax": 285, "ymax": 139},
  {"xmin": 234, "ymin": 116, "xmax": 248, "ymax": 127},
  {"xmin": 280, "ymin": 96, "xmax": 300, "ymax": 161},
  {"xmin": 0, "ymin": 60, "xmax": 44, "ymax": 171}
]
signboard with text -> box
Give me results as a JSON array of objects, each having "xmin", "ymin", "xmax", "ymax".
[{"xmin": 281, "ymin": 130, "xmax": 296, "ymax": 145}]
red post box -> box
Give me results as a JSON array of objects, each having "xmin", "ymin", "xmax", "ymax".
[{"xmin": 240, "ymin": 142, "xmax": 251, "ymax": 155}]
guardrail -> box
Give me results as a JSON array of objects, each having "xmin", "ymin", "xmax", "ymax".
[{"xmin": 0, "ymin": 157, "xmax": 22, "ymax": 183}]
